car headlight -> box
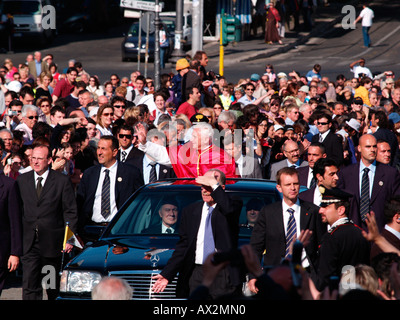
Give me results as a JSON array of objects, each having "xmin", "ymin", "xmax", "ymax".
[
  {"xmin": 124, "ymin": 42, "xmax": 135, "ymax": 48},
  {"xmin": 60, "ymin": 270, "xmax": 102, "ymax": 293}
]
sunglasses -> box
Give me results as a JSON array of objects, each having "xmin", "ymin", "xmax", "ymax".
[
  {"xmin": 317, "ymin": 121, "xmax": 329, "ymax": 125},
  {"xmin": 113, "ymin": 105, "xmax": 126, "ymax": 109},
  {"xmin": 102, "ymin": 113, "xmax": 114, "ymax": 117},
  {"xmin": 119, "ymin": 134, "xmax": 133, "ymax": 139},
  {"xmin": 27, "ymin": 116, "xmax": 39, "ymax": 120}
]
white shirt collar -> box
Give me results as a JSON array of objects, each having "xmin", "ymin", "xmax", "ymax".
[{"xmin": 384, "ymin": 225, "xmax": 400, "ymax": 240}]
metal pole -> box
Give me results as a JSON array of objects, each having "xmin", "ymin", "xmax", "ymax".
[
  {"xmin": 219, "ymin": 14, "xmax": 224, "ymax": 76},
  {"xmin": 138, "ymin": 11, "xmax": 142, "ymax": 72},
  {"xmin": 154, "ymin": 0, "xmax": 161, "ymax": 91},
  {"xmin": 192, "ymin": 0, "xmax": 200, "ymax": 54},
  {"xmin": 170, "ymin": 0, "xmax": 185, "ymax": 63},
  {"xmin": 144, "ymin": 13, "xmax": 150, "ymax": 78}
]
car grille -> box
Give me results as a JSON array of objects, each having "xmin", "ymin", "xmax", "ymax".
[{"xmin": 108, "ymin": 270, "xmax": 179, "ymax": 300}]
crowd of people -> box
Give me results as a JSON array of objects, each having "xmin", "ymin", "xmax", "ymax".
[{"xmin": 1, "ymin": 48, "xmax": 400, "ymax": 301}]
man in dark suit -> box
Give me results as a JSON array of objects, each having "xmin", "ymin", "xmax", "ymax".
[
  {"xmin": 17, "ymin": 144, "xmax": 78, "ymax": 300},
  {"xmin": 269, "ymin": 139, "xmax": 308, "ymax": 180},
  {"xmin": 371, "ymin": 196, "xmax": 400, "ymax": 260},
  {"xmin": 152, "ymin": 169, "xmax": 243, "ymax": 299},
  {"xmin": 76, "ymin": 136, "xmax": 144, "ymax": 243},
  {"xmin": 337, "ymin": 134, "xmax": 400, "ymax": 231},
  {"xmin": 116, "ymin": 124, "xmax": 143, "ymax": 165},
  {"xmin": 0, "ymin": 172, "xmax": 22, "ymax": 295},
  {"xmin": 297, "ymin": 142, "xmax": 327, "ymax": 188},
  {"xmin": 311, "ymin": 112, "xmax": 344, "ymax": 167},
  {"xmin": 299, "ymin": 158, "xmax": 339, "ymax": 207},
  {"xmin": 249, "ymin": 167, "xmax": 325, "ymax": 294},
  {"xmin": 142, "ymin": 200, "xmax": 179, "ymax": 234}
]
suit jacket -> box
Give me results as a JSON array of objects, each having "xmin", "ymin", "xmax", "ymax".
[
  {"xmin": 27, "ymin": 60, "xmax": 49, "ymax": 80},
  {"xmin": 299, "ymin": 186, "xmax": 316, "ymax": 204},
  {"xmin": 269, "ymin": 159, "xmax": 308, "ymax": 181},
  {"xmin": 238, "ymin": 155, "xmax": 263, "ymax": 179},
  {"xmin": 117, "ymin": 146, "xmax": 143, "ymax": 166},
  {"xmin": 0, "ymin": 173, "xmax": 22, "ymax": 267},
  {"xmin": 337, "ymin": 161, "xmax": 400, "ymax": 231},
  {"xmin": 17, "ymin": 169, "xmax": 78, "ymax": 257},
  {"xmin": 297, "ymin": 166, "xmax": 311, "ymax": 187},
  {"xmin": 160, "ymin": 186, "xmax": 243, "ymax": 298},
  {"xmin": 126, "ymin": 150, "xmax": 177, "ymax": 183},
  {"xmin": 76, "ymin": 161, "xmax": 144, "ymax": 230},
  {"xmin": 370, "ymin": 228, "xmax": 400, "ymax": 260},
  {"xmin": 250, "ymin": 199, "xmax": 326, "ymax": 270},
  {"xmin": 312, "ymin": 131, "xmax": 344, "ymax": 167}
]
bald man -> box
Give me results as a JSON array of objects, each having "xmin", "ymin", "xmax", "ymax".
[{"xmin": 337, "ymin": 134, "xmax": 400, "ymax": 231}]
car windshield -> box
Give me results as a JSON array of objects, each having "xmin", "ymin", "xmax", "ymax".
[
  {"xmin": 161, "ymin": 19, "xmax": 175, "ymax": 34},
  {"xmin": 127, "ymin": 23, "xmax": 154, "ymax": 36},
  {"xmin": 108, "ymin": 184, "xmax": 280, "ymax": 238},
  {"xmin": 2, "ymin": 1, "xmax": 41, "ymax": 15}
]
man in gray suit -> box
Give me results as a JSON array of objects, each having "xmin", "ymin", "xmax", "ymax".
[
  {"xmin": 269, "ymin": 139, "xmax": 308, "ymax": 181},
  {"xmin": 224, "ymin": 133, "xmax": 263, "ymax": 179}
]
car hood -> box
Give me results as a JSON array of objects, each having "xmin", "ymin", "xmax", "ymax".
[{"xmin": 66, "ymin": 236, "xmax": 178, "ymax": 273}]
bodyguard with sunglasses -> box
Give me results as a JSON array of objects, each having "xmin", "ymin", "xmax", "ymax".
[
  {"xmin": 14, "ymin": 105, "xmax": 39, "ymax": 145},
  {"xmin": 311, "ymin": 112, "xmax": 344, "ymax": 167}
]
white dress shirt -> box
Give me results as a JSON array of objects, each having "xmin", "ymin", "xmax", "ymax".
[
  {"xmin": 34, "ymin": 168, "xmax": 50, "ymax": 189},
  {"xmin": 92, "ymin": 161, "xmax": 118, "ymax": 223}
]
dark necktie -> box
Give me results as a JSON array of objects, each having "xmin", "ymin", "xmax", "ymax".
[
  {"xmin": 319, "ymin": 134, "xmax": 323, "ymax": 143},
  {"xmin": 360, "ymin": 167, "xmax": 370, "ymax": 222},
  {"xmin": 166, "ymin": 228, "xmax": 172, "ymax": 234},
  {"xmin": 149, "ymin": 163, "xmax": 157, "ymax": 183},
  {"xmin": 309, "ymin": 172, "xmax": 316, "ymax": 188},
  {"xmin": 101, "ymin": 169, "xmax": 111, "ymax": 219},
  {"xmin": 285, "ymin": 208, "xmax": 297, "ymax": 258},
  {"xmin": 203, "ymin": 206, "xmax": 215, "ymax": 263},
  {"xmin": 121, "ymin": 151, "xmax": 127, "ymax": 162},
  {"xmin": 36, "ymin": 177, "xmax": 43, "ymax": 198}
]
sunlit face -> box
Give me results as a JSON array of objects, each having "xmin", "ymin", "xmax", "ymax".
[
  {"xmin": 23, "ymin": 109, "xmax": 38, "ymax": 129},
  {"xmin": 86, "ymin": 122, "xmax": 97, "ymax": 138},
  {"xmin": 101, "ymin": 107, "xmax": 114, "ymax": 127},
  {"xmin": 31, "ymin": 146, "xmax": 51, "ymax": 175},
  {"xmin": 319, "ymin": 203, "xmax": 339, "ymax": 225},
  {"xmin": 97, "ymin": 138, "xmax": 118, "ymax": 168},
  {"xmin": 358, "ymin": 135, "xmax": 377, "ymax": 164},
  {"xmin": 276, "ymin": 173, "xmax": 300, "ymax": 204},
  {"xmin": 155, "ymin": 95, "xmax": 166, "ymax": 111},
  {"xmin": 42, "ymin": 76, "xmax": 51, "ymax": 86},
  {"xmin": 191, "ymin": 127, "xmax": 211, "ymax": 150},
  {"xmin": 376, "ymin": 142, "xmax": 391, "ymax": 165},
  {"xmin": 317, "ymin": 165, "xmax": 339, "ymax": 189},
  {"xmin": 201, "ymin": 170, "xmax": 222, "ymax": 205},
  {"xmin": 64, "ymin": 147, "xmax": 73, "ymax": 161},
  {"xmin": 307, "ymin": 146, "xmax": 326, "ymax": 168},
  {"xmin": 0, "ymin": 131, "xmax": 13, "ymax": 151},
  {"xmin": 118, "ymin": 129, "xmax": 133, "ymax": 149}
]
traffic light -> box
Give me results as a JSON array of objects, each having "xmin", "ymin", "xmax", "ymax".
[{"xmin": 221, "ymin": 14, "xmax": 236, "ymax": 46}]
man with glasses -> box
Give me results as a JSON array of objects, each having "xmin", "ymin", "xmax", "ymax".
[
  {"xmin": 111, "ymin": 96, "xmax": 127, "ymax": 122},
  {"xmin": 14, "ymin": 105, "xmax": 39, "ymax": 145},
  {"xmin": 285, "ymin": 104, "xmax": 300, "ymax": 125},
  {"xmin": 116, "ymin": 124, "xmax": 142, "ymax": 166},
  {"xmin": 311, "ymin": 112, "xmax": 344, "ymax": 167},
  {"xmin": 237, "ymin": 83, "xmax": 256, "ymax": 106},
  {"xmin": 269, "ymin": 139, "xmax": 308, "ymax": 181}
]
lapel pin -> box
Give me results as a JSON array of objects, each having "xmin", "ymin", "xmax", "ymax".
[
  {"xmin": 118, "ymin": 177, "xmax": 122, "ymax": 182},
  {"xmin": 163, "ymin": 169, "xmax": 167, "ymax": 174},
  {"xmin": 379, "ymin": 181, "xmax": 383, "ymax": 186}
]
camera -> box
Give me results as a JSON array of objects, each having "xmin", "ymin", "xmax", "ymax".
[
  {"xmin": 211, "ymin": 249, "xmax": 245, "ymax": 268},
  {"xmin": 7, "ymin": 110, "xmax": 17, "ymax": 116},
  {"xmin": 7, "ymin": 158, "xmax": 13, "ymax": 165}
]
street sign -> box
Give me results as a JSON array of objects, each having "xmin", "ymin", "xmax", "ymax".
[{"xmin": 120, "ymin": 0, "xmax": 163, "ymax": 12}]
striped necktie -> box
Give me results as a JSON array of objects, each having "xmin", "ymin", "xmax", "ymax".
[
  {"xmin": 149, "ymin": 163, "xmax": 157, "ymax": 183},
  {"xmin": 285, "ymin": 208, "xmax": 297, "ymax": 258},
  {"xmin": 360, "ymin": 168, "xmax": 370, "ymax": 222},
  {"xmin": 121, "ymin": 151, "xmax": 127, "ymax": 162},
  {"xmin": 101, "ymin": 169, "xmax": 111, "ymax": 219}
]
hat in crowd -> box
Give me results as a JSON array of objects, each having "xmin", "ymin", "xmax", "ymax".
[
  {"xmin": 6, "ymin": 80, "xmax": 22, "ymax": 93},
  {"xmin": 299, "ymin": 85, "xmax": 309, "ymax": 93},
  {"xmin": 345, "ymin": 118, "xmax": 361, "ymax": 132},
  {"xmin": 190, "ymin": 113, "xmax": 209, "ymax": 123},
  {"xmin": 353, "ymin": 97, "xmax": 363, "ymax": 105},
  {"xmin": 176, "ymin": 58, "xmax": 190, "ymax": 71},
  {"xmin": 89, "ymin": 106, "xmax": 99, "ymax": 117},
  {"xmin": 389, "ymin": 112, "xmax": 400, "ymax": 125},
  {"xmin": 274, "ymin": 124, "xmax": 284, "ymax": 131},
  {"xmin": 319, "ymin": 186, "xmax": 353, "ymax": 207},
  {"xmin": 284, "ymin": 125, "xmax": 294, "ymax": 132},
  {"xmin": 277, "ymin": 72, "xmax": 287, "ymax": 79},
  {"xmin": 250, "ymin": 73, "xmax": 261, "ymax": 81}
]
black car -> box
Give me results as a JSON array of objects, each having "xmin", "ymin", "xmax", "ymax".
[
  {"xmin": 59, "ymin": 178, "xmax": 283, "ymax": 300},
  {"xmin": 121, "ymin": 21, "xmax": 174, "ymax": 62}
]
